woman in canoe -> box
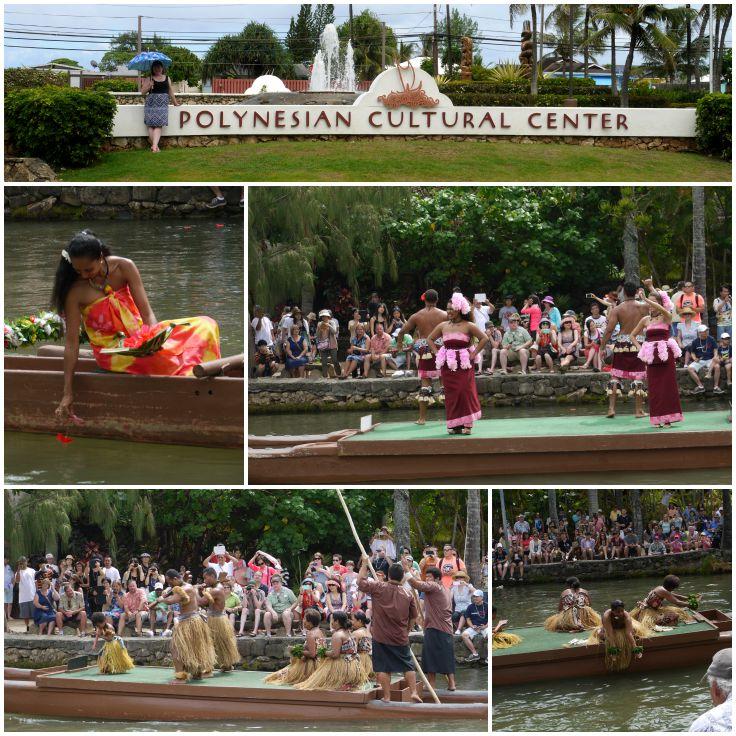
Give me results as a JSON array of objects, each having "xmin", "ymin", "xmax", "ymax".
[
  {"xmin": 51, "ymin": 230, "xmax": 220, "ymax": 422},
  {"xmin": 264, "ymin": 608, "xmax": 324, "ymax": 685},
  {"xmin": 630, "ymin": 574, "xmax": 698, "ymax": 628},
  {"xmin": 426, "ymin": 292, "xmax": 489, "ymax": 435},
  {"xmin": 492, "ymin": 606, "xmax": 522, "ymax": 650},
  {"xmin": 350, "ymin": 610, "xmax": 374, "ymax": 680},
  {"xmin": 544, "ymin": 576, "xmax": 601, "ymax": 632},
  {"xmin": 587, "ymin": 600, "xmax": 649, "ymax": 672}
]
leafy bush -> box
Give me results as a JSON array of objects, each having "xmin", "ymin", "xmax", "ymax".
[
  {"xmin": 440, "ymin": 77, "xmax": 600, "ymax": 96},
  {"xmin": 486, "ymin": 62, "xmax": 529, "ymax": 83},
  {"xmin": 696, "ymin": 93, "xmax": 732, "ymax": 160},
  {"xmin": 91, "ymin": 79, "xmax": 138, "ymax": 92},
  {"xmin": 4, "ymin": 67, "xmax": 69, "ymax": 92},
  {"xmin": 5, "ymin": 86, "xmax": 117, "ymax": 168}
]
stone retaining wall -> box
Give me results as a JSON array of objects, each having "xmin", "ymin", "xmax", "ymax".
[
  {"xmin": 4, "ymin": 631, "xmax": 486, "ymax": 670},
  {"xmin": 107, "ymin": 133, "xmax": 697, "ymax": 152},
  {"xmin": 248, "ymin": 370, "xmax": 728, "ymax": 413},
  {"xmin": 5, "ymin": 186, "xmax": 243, "ymax": 220},
  {"xmin": 498, "ymin": 549, "xmax": 731, "ymax": 584}
]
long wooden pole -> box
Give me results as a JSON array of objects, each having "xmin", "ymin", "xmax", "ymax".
[{"xmin": 335, "ymin": 489, "xmax": 441, "ymax": 705}]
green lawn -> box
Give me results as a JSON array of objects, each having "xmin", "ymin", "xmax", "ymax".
[{"xmin": 59, "ymin": 139, "xmax": 732, "ymax": 182}]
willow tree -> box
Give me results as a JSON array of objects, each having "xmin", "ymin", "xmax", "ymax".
[
  {"xmin": 248, "ymin": 187, "xmax": 408, "ymax": 312},
  {"xmin": 4, "ymin": 489, "xmax": 155, "ymax": 561},
  {"xmin": 464, "ymin": 489, "xmax": 483, "ymax": 586}
]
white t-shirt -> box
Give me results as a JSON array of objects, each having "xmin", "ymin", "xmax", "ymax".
[
  {"xmin": 251, "ymin": 316, "xmax": 274, "ymax": 345},
  {"xmin": 472, "ymin": 305, "xmax": 491, "ymax": 332},
  {"xmin": 211, "ymin": 561, "xmax": 234, "ymax": 578},
  {"xmin": 17, "ymin": 567, "xmax": 37, "ymax": 603},
  {"xmin": 713, "ymin": 298, "xmax": 732, "ymax": 327},
  {"xmin": 103, "ymin": 565, "xmax": 121, "ymax": 585},
  {"xmin": 588, "ymin": 314, "xmax": 607, "ymax": 333}
]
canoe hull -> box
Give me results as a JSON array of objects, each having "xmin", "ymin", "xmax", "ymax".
[
  {"xmin": 4, "ymin": 667, "xmax": 488, "ymax": 722},
  {"xmin": 5, "ymin": 355, "xmax": 244, "ymax": 449}
]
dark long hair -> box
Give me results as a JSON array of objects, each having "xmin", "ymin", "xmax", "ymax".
[
  {"xmin": 51, "ymin": 230, "xmax": 111, "ymax": 315},
  {"xmin": 332, "ymin": 610, "xmax": 351, "ymax": 630}
]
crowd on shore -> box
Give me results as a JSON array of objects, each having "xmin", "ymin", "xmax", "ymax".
[
  {"xmin": 251, "ymin": 283, "xmax": 732, "ymax": 389},
  {"xmin": 5, "ymin": 528, "xmax": 489, "ymax": 663},
  {"xmin": 492, "ymin": 501, "xmax": 723, "ymax": 582}
]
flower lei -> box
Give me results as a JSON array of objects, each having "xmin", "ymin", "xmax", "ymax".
[{"xmin": 4, "ymin": 311, "xmax": 89, "ymax": 350}]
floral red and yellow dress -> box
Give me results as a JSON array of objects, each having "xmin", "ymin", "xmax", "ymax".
[{"xmin": 81, "ymin": 284, "xmax": 220, "ymax": 376}]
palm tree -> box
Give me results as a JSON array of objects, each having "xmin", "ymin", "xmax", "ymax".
[
  {"xmin": 629, "ymin": 489, "xmax": 643, "ymax": 537},
  {"xmin": 623, "ymin": 211, "xmax": 640, "ymax": 284},
  {"xmin": 509, "ymin": 4, "xmax": 539, "ymax": 96},
  {"xmin": 396, "ymin": 41, "xmax": 416, "ymax": 64},
  {"xmin": 547, "ymin": 489, "xmax": 559, "ymax": 526},
  {"xmin": 392, "ymin": 489, "xmax": 411, "ymax": 555},
  {"xmin": 587, "ymin": 490, "xmax": 599, "ymax": 517},
  {"xmin": 691, "ymin": 187, "xmax": 707, "ymax": 310},
  {"xmin": 464, "ymin": 490, "xmax": 483, "ymax": 586},
  {"xmin": 588, "ymin": 4, "xmax": 626, "ymax": 95}
]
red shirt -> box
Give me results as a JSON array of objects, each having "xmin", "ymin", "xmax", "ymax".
[{"xmin": 248, "ymin": 562, "xmax": 278, "ymax": 586}]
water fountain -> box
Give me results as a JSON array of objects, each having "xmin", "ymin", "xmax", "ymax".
[{"xmin": 309, "ymin": 23, "xmax": 356, "ymax": 92}]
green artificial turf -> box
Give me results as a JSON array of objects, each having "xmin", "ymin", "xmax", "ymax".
[
  {"xmin": 492, "ymin": 620, "xmax": 715, "ymax": 657},
  {"xmin": 345, "ymin": 410, "xmax": 730, "ymax": 442},
  {"xmin": 57, "ymin": 140, "xmax": 732, "ymax": 182}
]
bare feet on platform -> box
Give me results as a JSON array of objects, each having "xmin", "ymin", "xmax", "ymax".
[
  {"xmin": 415, "ymin": 419, "xmax": 426, "ymax": 425},
  {"xmin": 606, "ymin": 411, "xmax": 615, "ymax": 418},
  {"xmin": 634, "ymin": 411, "xmax": 646, "ymax": 418},
  {"xmin": 410, "ymin": 692, "xmax": 423, "ymax": 703}
]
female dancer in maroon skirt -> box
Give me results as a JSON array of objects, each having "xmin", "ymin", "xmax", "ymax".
[
  {"xmin": 426, "ymin": 293, "xmax": 488, "ymax": 434},
  {"xmin": 631, "ymin": 288, "xmax": 683, "ymax": 428}
]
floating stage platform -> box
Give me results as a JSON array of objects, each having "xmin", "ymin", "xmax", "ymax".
[
  {"xmin": 493, "ymin": 609, "xmax": 732, "ymax": 686},
  {"xmin": 4, "ymin": 665, "xmax": 487, "ymax": 722},
  {"xmin": 248, "ymin": 410, "xmax": 731, "ymax": 483},
  {"xmin": 5, "ymin": 347, "xmax": 244, "ymax": 449}
]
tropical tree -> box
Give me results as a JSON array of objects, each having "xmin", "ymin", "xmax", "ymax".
[
  {"xmin": 720, "ymin": 490, "xmax": 731, "ymax": 552},
  {"xmin": 160, "ymin": 45, "xmax": 202, "ymax": 85},
  {"xmin": 629, "ymin": 490, "xmax": 643, "ymax": 536},
  {"xmin": 98, "ymin": 31, "xmax": 172, "ymax": 72},
  {"xmin": 337, "ymin": 10, "xmax": 396, "ymax": 81},
  {"xmin": 691, "ymin": 186, "xmax": 707, "ymax": 308},
  {"xmin": 509, "ymin": 4, "xmax": 539, "ymax": 95},
  {"xmin": 397, "ymin": 41, "xmax": 416, "ymax": 63},
  {"xmin": 312, "ymin": 3, "xmax": 336, "ymax": 36},
  {"xmin": 393, "ymin": 490, "xmax": 411, "ymax": 555},
  {"xmin": 547, "ymin": 489, "xmax": 559, "ymax": 526},
  {"xmin": 286, "ymin": 5, "xmax": 318, "ymax": 65},
  {"xmin": 201, "ymin": 22, "xmax": 292, "ymax": 81},
  {"xmin": 542, "ymin": 4, "xmax": 604, "ymax": 74},
  {"xmin": 49, "ymin": 57, "xmax": 81, "ymax": 67},
  {"xmin": 436, "ymin": 8, "xmax": 480, "ymax": 77},
  {"xmin": 588, "ymin": 4, "xmax": 628, "ymax": 95},
  {"xmin": 464, "ymin": 490, "xmax": 483, "ymax": 587},
  {"xmin": 587, "ymin": 490, "xmax": 599, "ymax": 517}
]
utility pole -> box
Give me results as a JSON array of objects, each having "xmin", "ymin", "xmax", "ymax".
[
  {"xmin": 137, "ymin": 15, "xmax": 142, "ymax": 92},
  {"xmin": 708, "ymin": 3, "xmax": 714, "ymax": 92},
  {"xmin": 349, "ymin": 4, "xmax": 354, "ymax": 43},
  {"xmin": 381, "ymin": 22, "xmax": 386, "ymax": 69},
  {"xmin": 433, "ymin": 4, "xmax": 439, "ymax": 77},
  {"xmin": 445, "ymin": 4, "xmax": 451, "ymax": 78}
]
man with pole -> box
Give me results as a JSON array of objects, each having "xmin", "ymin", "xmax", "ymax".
[
  {"xmin": 357, "ymin": 553, "xmax": 423, "ymax": 703},
  {"xmin": 402, "ymin": 557, "xmax": 456, "ymax": 691}
]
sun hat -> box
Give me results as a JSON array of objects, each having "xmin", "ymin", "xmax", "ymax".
[
  {"xmin": 679, "ymin": 307, "xmax": 695, "ymax": 316},
  {"xmin": 453, "ymin": 570, "xmax": 470, "ymax": 580},
  {"xmin": 318, "ymin": 309, "xmax": 331, "ymax": 318},
  {"xmin": 509, "ymin": 313, "xmax": 520, "ymax": 322},
  {"xmin": 697, "ymin": 324, "xmax": 709, "ymax": 332},
  {"xmin": 542, "ymin": 295, "xmax": 555, "ymax": 304},
  {"xmin": 539, "ymin": 317, "xmax": 551, "ymax": 325},
  {"xmin": 720, "ymin": 332, "xmax": 731, "ymax": 339},
  {"xmin": 472, "ymin": 590, "xmax": 485, "ymax": 598}
]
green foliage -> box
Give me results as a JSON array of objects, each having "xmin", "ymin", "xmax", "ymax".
[
  {"xmin": 5, "ymin": 86, "xmax": 117, "ymax": 168},
  {"xmin": 91, "ymin": 79, "xmax": 138, "ymax": 93},
  {"xmin": 286, "ymin": 4, "xmax": 318, "ymax": 65},
  {"xmin": 4, "ymin": 67, "xmax": 68, "ymax": 92},
  {"xmin": 487, "ymin": 61, "xmax": 529, "ymax": 83},
  {"xmin": 696, "ymin": 94, "xmax": 732, "ymax": 161},
  {"xmin": 201, "ymin": 22, "xmax": 292, "ymax": 81},
  {"xmin": 49, "ymin": 57, "xmax": 81, "ymax": 68},
  {"xmin": 98, "ymin": 31, "xmax": 172, "ymax": 72},
  {"xmin": 722, "ymin": 48, "xmax": 732, "ymax": 88},
  {"xmin": 383, "ymin": 188, "xmax": 619, "ymax": 306},
  {"xmin": 159, "ymin": 45, "xmax": 202, "ymax": 85},
  {"xmin": 337, "ymin": 10, "xmax": 396, "ymax": 81},
  {"xmin": 420, "ymin": 58, "xmax": 435, "ymax": 76},
  {"xmin": 433, "ymin": 8, "xmax": 479, "ymax": 76}
]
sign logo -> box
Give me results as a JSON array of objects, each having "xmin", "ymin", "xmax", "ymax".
[{"xmin": 377, "ymin": 63, "xmax": 439, "ymax": 109}]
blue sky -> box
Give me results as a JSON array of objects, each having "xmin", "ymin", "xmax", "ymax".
[{"xmin": 4, "ymin": 2, "xmax": 729, "ymax": 70}]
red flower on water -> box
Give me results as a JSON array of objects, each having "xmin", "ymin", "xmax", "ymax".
[
  {"xmin": 56, "ymin": 433, "xmax": 73, "ymax": 444},
  {"xmin": 123, "ymin": 324, "xmax": 156, "ymax": 348}
]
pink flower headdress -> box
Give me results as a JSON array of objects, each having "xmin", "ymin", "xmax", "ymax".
[{"xmin": 450, "ymin": 292, "xmax": 471, "ymax": 315}]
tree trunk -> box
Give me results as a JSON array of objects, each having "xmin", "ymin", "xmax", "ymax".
[
  {"xmin": 691, "ymin": 187, "xmax": 707, "ymax": 309},
  {"xmin": 686, "ymin": 4, "xmax": 692, "ymax": 88},
  {"xmin": 450, "ymin": 491, "xmax": 460, "ymax": 547},
  {"xmin": 497, "ymin": 489, "xmax": 510, "ymax": 539},
  {"xmin": 531, "ymin": 5, "xmax": 539, "ymax": 96},
  {"xmin": 547, "ymin": 489, "xmax": 559, "ymax": 526},
  {"xmin": 715, "ymin": 12, "xmax": 731, "ymax": 91},
  {"xmin": 610, "ymin": 26, "xmax": 618, "ymax": 95},
  {"xmin": 694, "ymin": 6, "xmax": 709, "ymax": 87},
  {"xmin": 630, "ymin": 489, "xmax": 643, "ymax": 537},
  {"xmin": 721, "ymin": 490, "xmax": 731, "ymax": 553},
  {"xmin": 587, "ymin": 489, "xmax": 599, "ymax": 517},
  {"xmin": 583, "ymin": 6, "xmax": 590, "ymax": 78},
  {"xmin": 464, "ymin": 490, "xmax": 483, "ymax": 586},
  {"xmin": 620, "ymin": 29, "xmax": 637, "ymax": 107},
  {"xmin": 615, "ymin": 489, "xmax": 624, "ymax": 508},
  {"xmin": 622, "ymin": 209, "xmax": 640, "ymax": 284},
  {"xmin": 392, "ymin": 489, "xmax": 411, "ymax": 556}
]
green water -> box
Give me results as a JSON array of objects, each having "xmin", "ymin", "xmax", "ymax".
[
  {"xmin": 248, "ymin": 402, "xmax": 731, "ymax": 484},
  {"xmin": 4, "ymin": 667, "xmax": 486, "ymax": 732},
  {"xmin": 492, "ymin": 574, "xmax": 731, "ymax": 731},
  {"xmin": 5, "ymin": 219, "xmax": 244, "ymax": 486}
]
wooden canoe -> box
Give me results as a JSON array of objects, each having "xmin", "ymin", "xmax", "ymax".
[
  {"xmin": 4, "ymin": 665, "xmax": 488, "ymax": 722},
  {"xmin": 248, "ymin": 411, "xmax": 732, "ymax": 483},
  {"xmin": 492, "ymin": 609, "xmax": 732, "ymax": 686},
  {"xmin": 5, "ymin": 348, "xmax": 244, "ymax": 449}
]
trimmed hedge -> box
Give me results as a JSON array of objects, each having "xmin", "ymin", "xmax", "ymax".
[
  {"xmin": 443, "ymin": 91, "xmax": 671, "ymax": 108},
  {"xmin": 5, "ymin": 67, "xmax": 68, "ymax": 92},
  {"xmin": 696, "ymin": 93, "xmax": 732, "ymax": 160},
  {"xmin": 440, "ymin": 77, "xmax": 599, "ymax": 96},
  {"xmin": 5, "ymin": 86, "xmax": 117, "ymax": 168},
  {"xmin": 91, "ymin": 79, "xmax": 138, "ymax": 92}
]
